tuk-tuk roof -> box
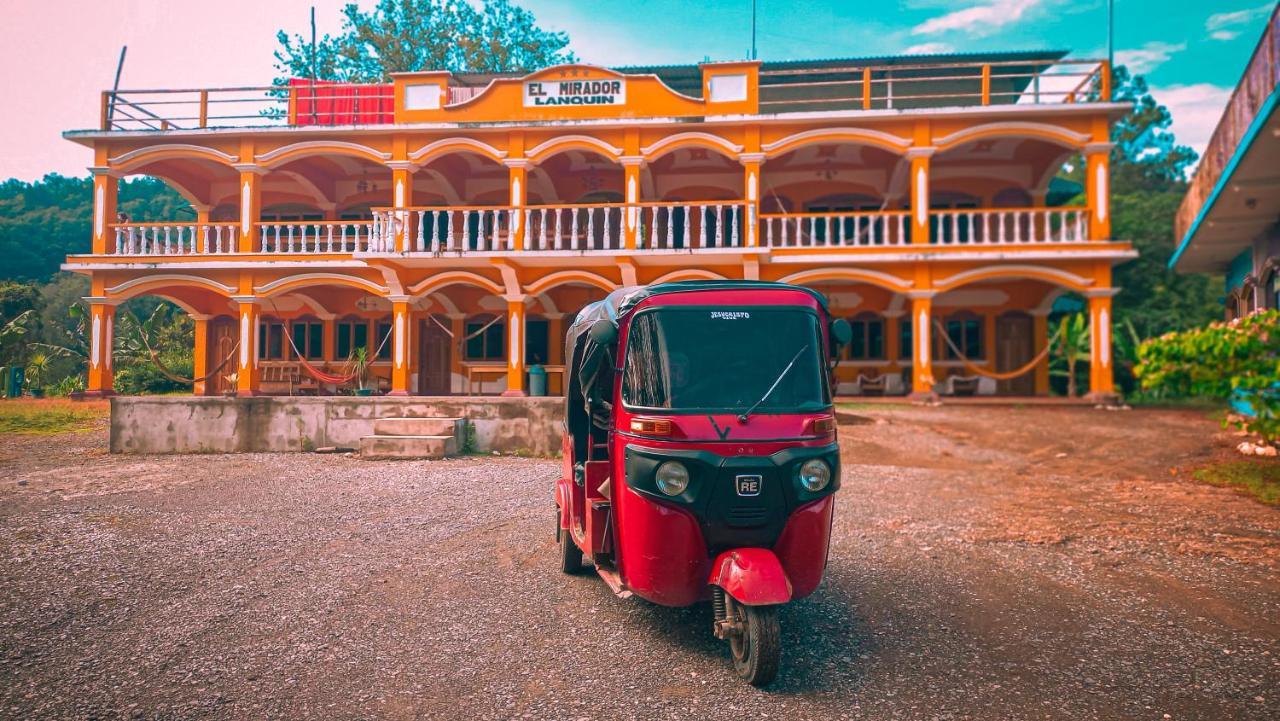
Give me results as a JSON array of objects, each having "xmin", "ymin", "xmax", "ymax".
[{"xmin": 573, "ymin": 280, "xmax": 830, "ymax": 331}]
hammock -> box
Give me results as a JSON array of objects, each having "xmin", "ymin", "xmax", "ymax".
[
  {"xmin": 278, "ymin": 323, "xmax": 393, "ymax": 385},
  {"xmin": 127, "ymin": 309, "xmax": 240, "ymax": 385},
  {"xmin": 932, "ymin": 319, "xmax": 1063, "ymax": 381}
]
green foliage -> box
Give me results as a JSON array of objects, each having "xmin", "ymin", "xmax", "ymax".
[
  {"xmin": 1136, "ymin": 311, "xmax": 1280, "ymax": 440},
  {"xmin": 273, "ymin": 0, "xmax": 575, "ymax": 84},
  {"xmin": 1192, "ymin": 461, "xmax": 1280, "ymax": 506},
  {"xmin": 1111, "ymin": 192, "xmax": 1221, "ymax": 340},
  {"xmin": 0, "ymin": 175, "xmax": 190, "ymax": 282},
  {"xmin": 1048, "ymin": 313, "xmax": 1090, "ymax": 397}
]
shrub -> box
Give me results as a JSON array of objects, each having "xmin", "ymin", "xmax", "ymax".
[{"xmin": 1135, "ymin": 310, "xmax": 1280, "ymax": 440}]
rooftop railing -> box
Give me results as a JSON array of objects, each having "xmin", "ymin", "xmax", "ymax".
[
  {"xmin": 758, "ymin": 58, "xmax": 1109, "ymax": 112},
  {"xmin": 1176, "ymin": 4, "xmax": 1280, "ymax": 243},
  {"xmin": 96, "ymin": 57, "xmax": 1111, "ymax": 131}
]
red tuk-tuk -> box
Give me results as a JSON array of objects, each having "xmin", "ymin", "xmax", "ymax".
[{"xmin": 555, "ymin": 280, "xmax": 850, "ymax": 685}]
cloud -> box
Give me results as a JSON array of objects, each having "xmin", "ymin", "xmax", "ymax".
[
  {"xmin": 904, "ymin": 42, "xmax": 954, "ymax": 55},
  {"xmin": 911, "ymin": 0, "xmax": 1042, "ymax": 36},
  {"xmin": 1210, "ymin": 30, "xmax": 1240, "ymax": 41},
  {"xmin": 1206, "ymin": 4, "xmax": 1273, "ymax": 34},
  {"xmin": 1115, "ymin": 41, "xmax": 1186, "ymax": 75},
  {"xmin": 1154, "ymin": 83, "xmax": 1234, "ymax": 157}
]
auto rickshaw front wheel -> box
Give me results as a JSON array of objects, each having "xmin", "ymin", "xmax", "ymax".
[
  {"xmin": 727, "ymin": 599, "xmax": 781, "ymax": 686},
  {"xmin": 556, "ymin": 508, "xmax": 583, "ymax": 574}
]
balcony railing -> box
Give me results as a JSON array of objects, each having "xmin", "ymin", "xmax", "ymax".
[
  {"xmin": 762, "ymin": 210, "xmax": 909, "ymax": 247},
  {"xmin": 372, "ymin": 202, "xmax": 748, "ymax": 253},
  {"xmin": 96, "ymin": 205, "xmax": 1099, "ymax": 257},
  {"xmin": 258, "ymin": 221, "xmax": 377, "ymax": 254},
  {"xmin": 931, "ymin": 208, "xmax": 1089, "ymax": 244},
  {"xmin": 112, "ymin": 222, "xmax": 239, "ymax": 255},
  {"xmin": 1176, "ymin": 4, "xmax": 1280, "ymax": 241}
]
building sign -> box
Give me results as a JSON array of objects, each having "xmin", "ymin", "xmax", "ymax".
[{"xmin": 524, "ymin": 79, "xmax": 626, "ymax": 107}]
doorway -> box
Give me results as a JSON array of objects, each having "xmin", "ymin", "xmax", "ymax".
[
  {"xmin": 207, "ymin": 317, "xmax": 237, "ymax": 396},
  {"xmin": 995, "ymin": 311, "xmax": 1035, "ymax": 396},
  {"xmin": 418, "ymin": 316, "xmax": 453, "ymax": 395}
]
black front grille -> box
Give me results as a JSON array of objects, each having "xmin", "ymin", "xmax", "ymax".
[{"xmin": 727, "ymin": 506, "xmax": 769, "ymax": 527}]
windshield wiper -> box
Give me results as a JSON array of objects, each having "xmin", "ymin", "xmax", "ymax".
[{"xmin": 737, "ymin": 344, "xmax": 809, "ymax": 424}]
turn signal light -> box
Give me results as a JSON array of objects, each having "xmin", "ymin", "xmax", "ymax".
[
  {"xmin": 629, "ymin": 417, "xmax": 673, "ymax": 436},
  {"xmin": 806, "ymin": 415, "xmax": 836, "ymax": 436}
]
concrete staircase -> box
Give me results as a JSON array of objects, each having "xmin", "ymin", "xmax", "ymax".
[{"xmin": 359, "ymin": 417, "xmax": 464, "ymax": 460}]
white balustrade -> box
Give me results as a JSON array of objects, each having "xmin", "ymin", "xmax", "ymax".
[
  {"xmin": 111, "ymin": 223, "xmax": 239, "ymax": 255},
  {"xmin": 258, "ymin": 222, "xmax": 374, "ymax": 253},
  {"xmin": 761, "ymin": 211, "xmax": 908, "ymax": 248},
  {"xmin": 931, "ymin": 208, "xmax": 1089, "ymax": 244}
]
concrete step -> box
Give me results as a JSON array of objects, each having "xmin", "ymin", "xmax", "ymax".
[
  {"xmin": 359, "ymin": 434, "xmax": 457, "ymax": 460},
  {"xmin": 373, "ymin": 417, "xmax": 463, "ymax": 437}
]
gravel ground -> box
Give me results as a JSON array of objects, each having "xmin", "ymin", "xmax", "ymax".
[{"xmin": 1, "ymin": 404, "xmax": 1278, "ymax": 720}]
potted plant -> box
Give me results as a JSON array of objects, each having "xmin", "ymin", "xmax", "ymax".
[
  {"xmin": 26, "ymin": 353, "xmax": 51, "ymax": 398},
  {"xmin": 349, "ymin": 346, "xmax": 375, "ymax": 396}
]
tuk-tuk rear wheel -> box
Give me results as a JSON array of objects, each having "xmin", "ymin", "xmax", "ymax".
[
  {"xmin": 557, "ymin": 509, "xmax": 583, "ymax": 574},
  {"xmin": 728, "ymin": 600, "xmax": 781, "ymax": 687}
]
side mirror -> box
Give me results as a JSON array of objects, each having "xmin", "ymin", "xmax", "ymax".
[
  {"xmin": 589, "ymin": 319, "xmax": 617, "ymax": 346},
  {"xmin": 830, "ymin": 318, "xmax": 853, "ymax": 348}
]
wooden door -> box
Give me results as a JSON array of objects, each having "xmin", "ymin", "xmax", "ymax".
[
  {"xmin": 207, "ymin": 317, "xmax": 237, "ymax": 396},
  {"xmin": 995, "ymin": 312, "xmax": 1035, "ymax": 396},
  {"xmin": 418, "ymin": 317, "xmax": 452, "ymax": 395}
]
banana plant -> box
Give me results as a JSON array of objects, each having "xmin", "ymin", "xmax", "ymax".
[{"xmin": 1050, "ymin": 313, "xmax": 1090, "ymax": 398}]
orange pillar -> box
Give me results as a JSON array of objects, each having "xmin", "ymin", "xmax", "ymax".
[
  {"xmin": 91, "ymin": 171, "xmax": 118, "ymax": 255},
  {"xmin": 237, "ymin": 168, "xmax": 263, "ymax": 252},
  {"xmin": 235, "ymin": 298, "xmax": 260, "ymax": 396},
  {"xmin": 502, "ymin": 298, "xmax": 527, "ymax": 396},
  {"xmin": 391, "ymin": 162, "xmax": 414, "ymax": 252},
  {"xmin": 909, "ymin": 293, "xmax": 934, "ymax": 396},
  {"xmin": 85, "ymin": 300, "xmax": 117, "ymax": 396},
  {"xmin": 389, "ymin": 297, "xmax": 412, "ymax": 396},
  {"xmin": 506, "ymin": 160, "xmax": 528, "ymax": 251},
  {"xmin": 1085, "ymin": 143, "xmax": 1112, "ymax": 240},
  {"xmin": 908, "ymin": 147, "xmax": 933, "ymax": 244},
  {"xmin": 1087, "ymin": 291, "xmax": 1117, "ymax": 400},
  {"xmin": 741, "ymin": 153, "xmax": 763, "ymax": 248},
  {"xmin": 1033, "ymin": 313, "xmax": 1050, "ymax": 395},
  {"xmin": 623, "ymin": 158, "xmax": 643, "ymax": 250},
  {"xmin": 192, "ymin": 315, "xmax": 210, "ymax": 396}
]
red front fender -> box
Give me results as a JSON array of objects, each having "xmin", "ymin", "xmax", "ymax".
[{"xmin": 708, "ymin": 548, "xmax": 793, "ymax": 606}]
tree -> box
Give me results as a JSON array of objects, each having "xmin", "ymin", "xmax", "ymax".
[
  {"xmin": 0, "ymin": 175, "xmax": 189, "ymax": 283},
  {"xmin": 273, "ymin": 0, "xmax": 575, "ymax": 84}
]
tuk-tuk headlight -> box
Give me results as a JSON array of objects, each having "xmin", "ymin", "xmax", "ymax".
[
  {"xmin": 655, "ymin": 461, "xmax": 690, "ymax": 496},
  {"xmin": 799, "ymin": 459, "xmax": 831, "ymax": 492}
]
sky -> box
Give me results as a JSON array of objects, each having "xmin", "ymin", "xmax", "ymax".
[{"xmin": 0, "ymin": 0, "xmax": 1274, "ymax": 181}]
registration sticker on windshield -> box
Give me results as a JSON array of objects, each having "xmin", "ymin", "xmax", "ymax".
[{"xmin": 710, "ymin": 311, "xmax": 750, "ymax": 320}]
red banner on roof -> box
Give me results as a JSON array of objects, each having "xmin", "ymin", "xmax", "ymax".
[{"xmin": 289, "ymin": 78, "xmax": 394, "ymax": 126}]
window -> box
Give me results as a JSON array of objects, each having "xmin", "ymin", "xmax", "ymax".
[
  {"xmin": 336, "ymin": 319, "xmax": 369, "ymax": 360},
  {"xmin": 291, "ymin": 321, "xmax": 324, "ymax": 360},
  {"xmin": 375, "ymin": 321, "xmax": 393, "ymax": 360},
  {"xmin": 525, "ymin": 318, "xmax": 549, "ymax": 365},
  {"xmin": 847, "ymin": 313, "xmax": 885, "ymax": 360},
  {"xmin": 941, "ymin": 313, "xmax": 983, "ymax": 360},
  {"xmin": 621, "ymin": 308, "xmax": 828, "ymax": 411},
  {"xmin": 259, "ymin": 320, "xmax": 286, "ymax": 360},
  {"xmin": 465, "ymin": 315, "xmax": 505, "ymax": 361},
  {"xmin": 898, "ymin": 318, "xmax": 913, "ymax": 361}
]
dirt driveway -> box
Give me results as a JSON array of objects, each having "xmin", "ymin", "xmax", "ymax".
[{"xmin": 1, "ymin": 405, "xmax": 1277, "ymax": 720}]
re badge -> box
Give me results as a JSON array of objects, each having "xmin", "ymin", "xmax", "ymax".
[{"xmin": 735, "ymin": 474, "xmax": 762, "ymax": 497}]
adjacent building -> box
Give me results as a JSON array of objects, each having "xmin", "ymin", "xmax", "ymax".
[
  {"xmin": 63, "ymin": 49, "xmax": 1131, "ymax": 399},
  {"xmin": 1172, "ymin": 4, "xmax": 1280, "ymax": 317}
]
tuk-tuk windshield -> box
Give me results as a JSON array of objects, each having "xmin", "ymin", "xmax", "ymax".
[{"xmin": 621, "ymin": 307, "xmax": 830, "ymax": 413}]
